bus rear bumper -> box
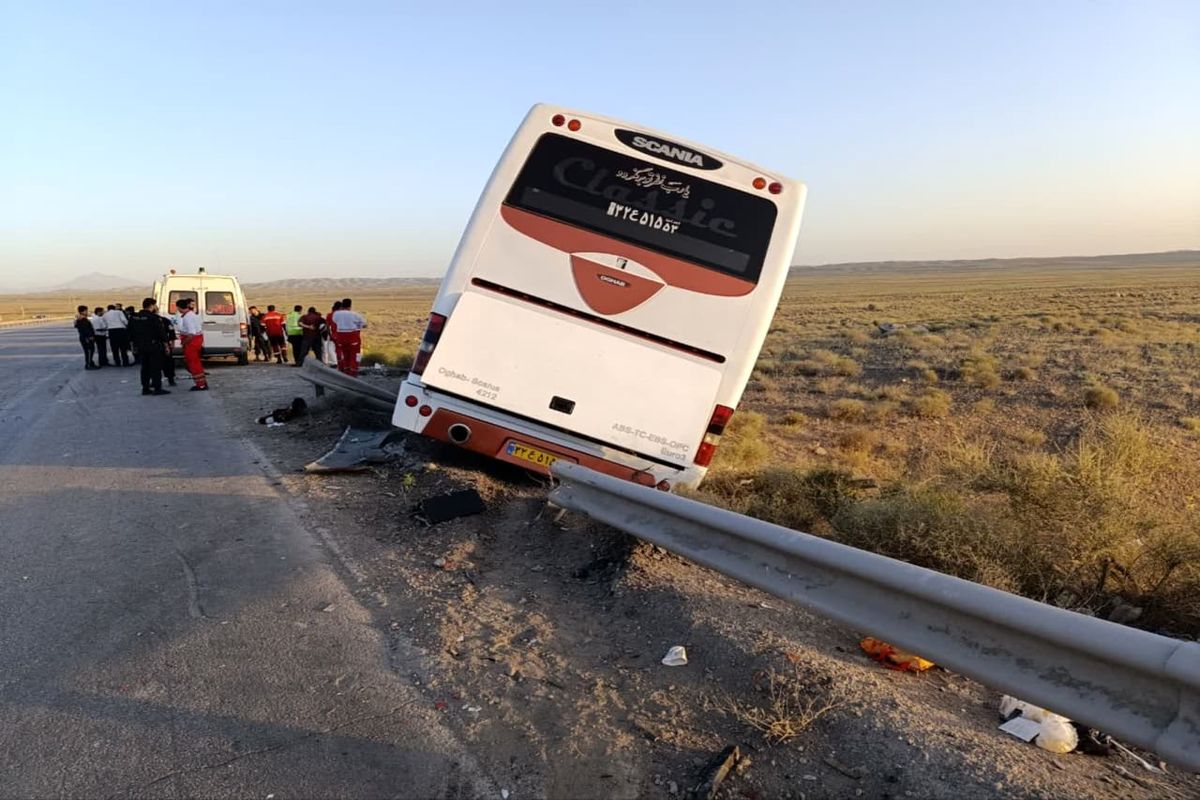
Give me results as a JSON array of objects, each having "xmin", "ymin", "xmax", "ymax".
[{"xmin": 393, "ymin": 379, "xmax": 701, "ymax": 490}]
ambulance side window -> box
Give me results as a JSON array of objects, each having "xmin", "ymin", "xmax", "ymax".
[
  {"xmin": 168, "ymin": 290, "xmax": 198, "ymax": 312},
  {"xmin": 205, "ymin": 291, "xmax": 236, "ymax": 315}
]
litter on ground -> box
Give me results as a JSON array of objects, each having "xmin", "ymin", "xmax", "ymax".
[
  {"xmin": 661, "ymin": 645, "xmax": 688, "ymax": 666},
  {"xmin": 859, "ymin": 637, "xmax": 935, "ymax": 672}
]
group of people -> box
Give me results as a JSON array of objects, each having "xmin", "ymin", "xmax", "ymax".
[
  {"xmin": 247, "ymin": 298, "xmax": 367, "ymax": 377},
  {"xmin": 74, "ymin": 295, "xmax": 366, "ymax": 393},
  {"xmin": 74, "ymin": 297, "xmax": 209, "ymax": 394}
]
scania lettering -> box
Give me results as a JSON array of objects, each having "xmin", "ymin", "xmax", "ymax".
[{"xmin": 393, "ymin": 105, "xmax": 806, "ymax": 489}]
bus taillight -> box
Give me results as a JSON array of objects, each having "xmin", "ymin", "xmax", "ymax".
[
  {"xmin": 694, "ymin": 404, "xmax": 734, "ymax": 467},
  {"xmin": 411, "ymin": 312, "xmax": 447, "ymax": 376},
  {"xmin": 768, "ymin": 181, "xmax": 783, "ymax": 195}
]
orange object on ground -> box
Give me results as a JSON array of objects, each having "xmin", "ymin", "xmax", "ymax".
[{"xmin": 860, "ymin": 637, "xmax": 934, "ymax": 672}]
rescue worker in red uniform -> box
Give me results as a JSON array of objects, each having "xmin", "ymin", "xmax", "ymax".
[
  {"xmin": 331, "ymin": 297, "xmax": 367, "ymax": 377},
  {"xmin": 176, "ymin": 297, "xmax": 209, "ymax": 391}
]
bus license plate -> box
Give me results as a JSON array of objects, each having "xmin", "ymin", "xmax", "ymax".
[{"xmin": 505, "ymin": 441, "xmax": 559, "ymax": 468}]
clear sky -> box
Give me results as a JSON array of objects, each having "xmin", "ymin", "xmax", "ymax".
[{"xmin": 2, "ymin": 0, "xmax": 1197, "ymax": 287}]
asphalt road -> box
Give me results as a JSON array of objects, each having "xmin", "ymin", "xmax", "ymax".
[{"xmin": 0, "ymin": 324, "xmax": 490, "ymax": 798}]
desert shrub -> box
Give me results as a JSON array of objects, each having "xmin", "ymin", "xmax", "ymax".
[
  {"xmin": 1181, "ymin": 417, "xmax": 1200, "ymax": 433},
  {"xmin": 837, "ymin": 427, "xmax": 879, "ymax": 453},
  {"xmin": 360, "ymin": 345, "xmax": 415, "ymax": 369},
  {"xmin": 712, "ymin": 411, "xmax": 769, "ymax": 470},
  {"xmin": 810, "ymin": 377, "xmax": 842, "ymax": 395},
  {"xmin": 779, "ymin": 410, "xmax": 807, "ymax": 427},
  {"xmin": 1084, "ymin": 385, "xmax": 1119, "ymax": 410},
  {"xmin": 831, "ymin": 488, "xmax": 1024, "ymax": 592},
  {"xmin": 958, "ymin": 350, "xmax": 1001, "ymax": 389},
  {"xmin": 1010, "ymin": 366, "xmax": 1036, "ymax": 381},
  {"xmin": 907, "ymin": 389, "xmax": 952, "ymax": 418},
  {"xmin": 699, "ymin": 466, "xmax": 863, "ymax": 531},
  {"xmin": 867, "ymin": 400, "xmax": 900, "ymax": 421},
  {"xmin": 830, "ymin": 355, "xmax": 862, "ymax": 377},
  {"xmin": 973, "ymin": 397, "xmax": 996, "ymax": 414},
  {"xmin": 715, "ymin": 664, "xmax": 847, "ymax": 744},
  {"xmin": 920, "ymin": 368, "xmax": 939, "ymax": 384},
  {"xmin": 828, "ymin": 398, "xmax": 866, "ymax": 421},
  {"xmin": 876, "ymin": 384, "xmax": 910, "ymax": 402},
  {"xmin": 1010, "ymin": 427, "xmax": 1048, "ymax": 447}
]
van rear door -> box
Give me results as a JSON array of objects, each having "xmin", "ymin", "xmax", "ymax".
[
  {"xmin": 201, "ymin": 284, "xmax": 240, "ymax": 350},
  {"xmin": 421, "ymin": 289, "xmax": 721, "ymax": 467}
]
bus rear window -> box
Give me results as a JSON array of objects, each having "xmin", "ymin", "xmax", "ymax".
[
  {"xmin": 168, "ymin": 290, "xmax": 197, "ymax": 311},
  {"xmin": 504, "ymin": 133, "xmax": 777, "ymax": 281},
  {"xmin": 205, "ymin": 291, "xmax": 236, "ymax": 315}
]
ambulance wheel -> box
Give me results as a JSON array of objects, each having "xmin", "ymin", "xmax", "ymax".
[{"xmin": 236, "ymin": 351, "xmax": 249, "ymax": 366}]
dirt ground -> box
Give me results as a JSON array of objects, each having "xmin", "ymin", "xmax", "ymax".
[{"xmin": 203, "ymin": 359, "xmax": 1198, "ymax": 800}]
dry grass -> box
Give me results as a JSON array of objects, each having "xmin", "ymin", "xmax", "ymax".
[
  {"xmin": 1084, "ymin": 385, "xmax": 1120, "ymax": 410},
  {"xmin": 704, "ymin": 261, "xmax": 1200, "ymax": 634},
  {"xmin": 714, "ymin": 664, "xmax": 847, "ymax": 744}
]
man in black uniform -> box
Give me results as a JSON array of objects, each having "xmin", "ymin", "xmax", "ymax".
[
  {"xmin": 73, "ymin": 305, "xmax": 98, "ymax": 370},
  {"xmin": 158, "ymin": 308, "xmax": 178, "ymax": 387},
  {"xmin": 128, "ymin": 297, "xmax": 171, "ymax": 395}
]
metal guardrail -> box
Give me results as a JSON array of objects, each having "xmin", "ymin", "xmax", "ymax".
[
  {"xmin": 0, "ymin": 316, "xmax": 73, "ymax": 329},
  {"xmin": 549, "ymin": 461, "xmax": 1200, "ymax": 771},
  {"xmin": 298, "ymin": 360, "xmax": 397, "ymax": 413}
]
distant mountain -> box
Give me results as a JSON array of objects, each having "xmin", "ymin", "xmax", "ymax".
[
  {"xmin": 790, "ymin": 250, "xmax": 1200, "ymax": 277},
  {"xmin": 51, "ymin": 272, "xmax": 143, "ymax": 291}
]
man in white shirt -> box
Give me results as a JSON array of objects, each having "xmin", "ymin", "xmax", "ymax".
[
  {"xmin": 89, "ymin": 306, "xmax": 109, "ymax": 367},
  {"xmin": 102, "ymin": 304, "xmax": 131, "ymax": 366},
  {"xmin": 331, "ymin": 297, "xmax": 367, "ymax": 377},
  {"xmin": 176, "ymin": 298, "xmax": 209, "ymax": 391}
]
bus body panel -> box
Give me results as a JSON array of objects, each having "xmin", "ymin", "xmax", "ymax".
[
  {"xmin": 422, "ymin": 290, "xmax": 722, "ymax": 466},
  {"xmin": 394, "ymin": 104, "xmax": 806, "ymax": 488}
]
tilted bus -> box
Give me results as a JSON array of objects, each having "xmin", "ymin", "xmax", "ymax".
[{"xmin": 393, "ymin": 104, "xmax": 806, "ymax": 489}]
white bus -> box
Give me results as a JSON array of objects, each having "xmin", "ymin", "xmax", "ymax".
[{"xmin": 392, "ymin": 104, "xmax": 806, "ymax": 489}]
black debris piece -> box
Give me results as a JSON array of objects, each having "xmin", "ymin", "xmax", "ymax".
[
  {"xmin": 417, "ymin": 488, "xmax": 486, "ymax": 524},
  {"xmin": 258, "ymin": 397, "xmax": 308, "ymax": 425}
]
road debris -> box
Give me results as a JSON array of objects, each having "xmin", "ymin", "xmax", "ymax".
[
  {"xmin": 258, "ymin": 397, "xmax": 308, "ymax": 425},
  {"xmin": 661, "ymin": 645, "xmax": 688, "ymax": 666},
  {"xmin": 859, "ymin": 637, "xmax": 934, "ymax": 672},
  {"xmin": 997, "ymin": 695, "xmax": 1078, "ymax": 753},
  {"xmin": 823, "ymin": 755, "xmax": 864, "ymax": 779},
  {"xmin": 305, "ymin": 426, "xmax": 404, "ymax": 473},
  {"xmin": 417, "ymin": 488, "xmax": 486, "ymax": 524},
  {"xmin": 693, "ymin": 744, "xmax": 741, "ymax": 799}
]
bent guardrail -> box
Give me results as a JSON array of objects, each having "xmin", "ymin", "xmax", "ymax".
[
  {"xmin": 298, "ymin": 360, "xmax": 396, "ymax": 413},
  {"xmin": 549, "ymin": 461, "xmax": 1200, "ymax": 771}
]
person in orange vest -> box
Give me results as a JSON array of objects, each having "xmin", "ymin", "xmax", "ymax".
[
  {"xmin": 331, "ymin": 297, "xmax": 367, "ymax": 377},
  {"xmin": 176, "ymin": 297, "xmax": 209, "ymax": 391},
  {"xmin": 260, "ymin": 305, "xmax": 288, "ymax": 364}
]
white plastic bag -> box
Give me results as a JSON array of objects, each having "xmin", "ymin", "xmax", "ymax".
[{"xmin": 661, "ymin": 646, "xmax": 688, "ymax": 666}]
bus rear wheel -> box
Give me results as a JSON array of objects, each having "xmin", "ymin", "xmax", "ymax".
[{"xmin": 236, "ymin": 351, "xmax": 249, "ymax": 366}]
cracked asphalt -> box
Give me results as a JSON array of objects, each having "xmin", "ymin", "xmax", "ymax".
[{"xmin": 0, "ymin": 324, "xmax": 491, "ymax": 798}]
